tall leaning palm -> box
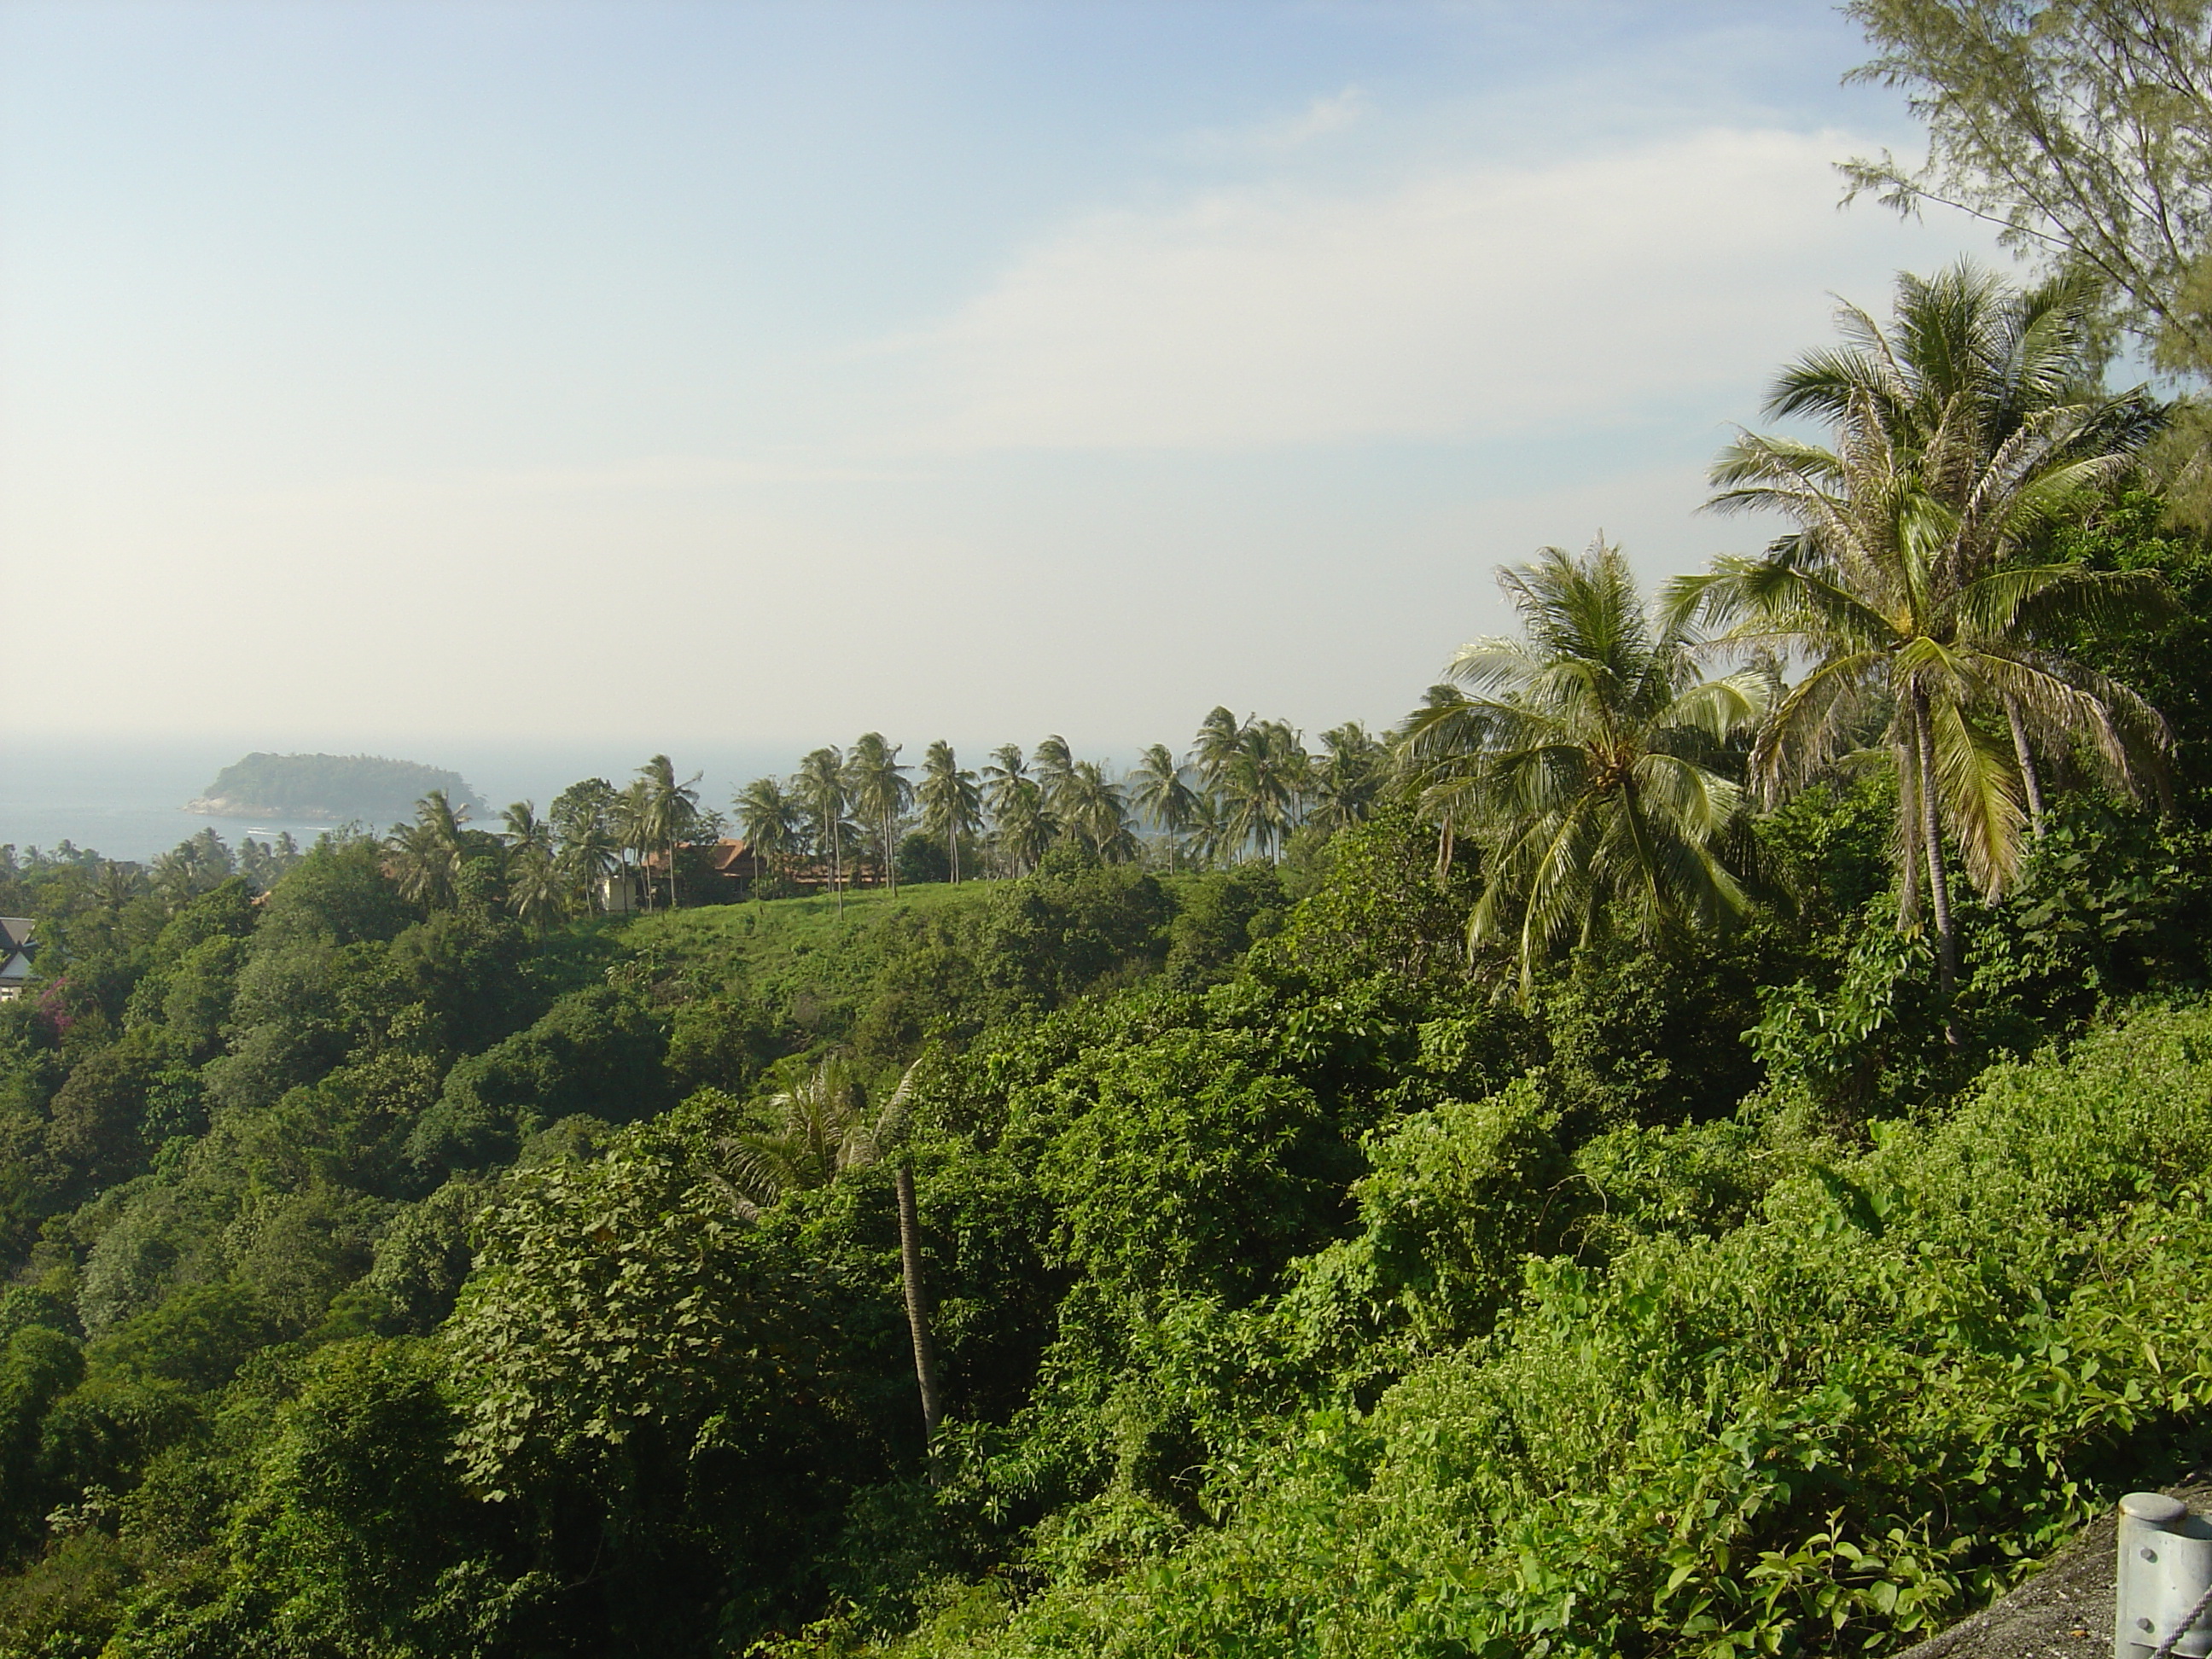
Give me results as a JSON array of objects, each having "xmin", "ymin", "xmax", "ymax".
[
  {"xmin": 844, "ymin": 733, "xmax": 912, "ymax": 893},
  {"xmin": 1682, "ymin": 261, "xmax": 2172, "ymax": 1001},
  {"xmin": 981, "ymin": 746, "xmax": 1029, "ymax": 878},
  {"xmin": 795, "ymin": 748, "xmax": 850, "ymax": 911},
  {"xmin": 1396, "ymin": 538, "xmax": 1770, "ymax": 992},
  {"xmin": 1032, "ymin": 735, "xmax": 1076, "ymax": 818},
  {"xmin": 917, "ymin": 742, "xmax": 981, "ymax": 883},
  {"xmin": 614, "ymin": 777, "xmax": 655, "ymax": 912},
  {"xmin": 636, "ymin": 755, "xmax": 702, "ymax": 911},
  {"xmin": 1745, "ymin": 262, "xmax": 2159, "ymax": 831},
  {"xmin": 713, "ymin": 1057, "xmax": 942, "ymax": 1439},
  {"xmin": 1129, "ymin": 743, "xmax": 1199, "ymax": 870}
]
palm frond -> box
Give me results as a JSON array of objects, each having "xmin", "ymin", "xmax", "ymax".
[{"xmin": 1925, "ymin": 696, "xmax": 2025, "ymax": 899}]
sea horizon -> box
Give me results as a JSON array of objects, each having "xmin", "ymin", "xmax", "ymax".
[{"xmin": 0, "ymin": 735, "xmax": 799, "ymax": 864}]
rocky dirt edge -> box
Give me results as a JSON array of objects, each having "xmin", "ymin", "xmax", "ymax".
[{"xmin": 1897, "ymin": 1483, "xmax": 2212, "ymax": 1659}]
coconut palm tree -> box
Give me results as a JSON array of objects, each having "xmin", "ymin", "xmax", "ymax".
[
  {"xmin": 712, "ymin": 1057, "xmax": 941, "ymax": 1437},
  {"xmin": 94, "ymin": 860, "xmax": 142, "ymax": 917},
  {"xmin": 1397, "ymin": 538, "xmax": 1772, "ymax": 992},
  {"xmin": 1184, "ymin": 790, "xmax": 1236, "ymax": 870},
  {"xmin": 1129, "ymin": 742, "xmax": 1199, "ymax": 869},
  {"xmin": 388, "ymin": 789, "xmax": 471, "ymax": 911},
  {"xmin": 613, "ymin": 778, "xmax": 655, "ymax": 911},
  {"xmin": 549, "ymin": 778, "xmax": 620, "ymax": 911},
  {"xmin": 499, "ymin": 800, "xmax": 554, "ymax": 861},
  {"xmin": 1738, "ymin": 262, "xmax": 2158, "ymax": 827},
  {"xmin": 556, "ymin": 818, "xmax": 622, "ymax": 915},
  {"xmin": 795, "ymin": 747, "xmax": 850, "ymax": 911},
  {"xmin": 843, "ymin": 733, "xmax": 913, "ymax": 893},
  {"xmin": 1061, "ymin": 760, "xmax": 1136, "ymax": 861},
  {"xmin": 1392, "ymin": 685, "xmax": 1487, "ymax": 882},
  {"xmin": 1312, "ymin": 722, "xmax": 1385, "ymax": 832},
  {"xmin": 1189, "ymin": 706, "xmax": 1245, "ymax": 794},
  {"xmin": 1033, "ymin": 734, "xmax": 1076, "ymax": 816},
  {"xmin": 1219, "ymin": 720, "xmax": 1306, "ymax": 859},
  {"xmin": 917, "ymin": 741, "xmax": 982, "ymax": 883},
  {"xmin": 634, "ymin": 755, "xmax": 702, "ymax": 911},
  {"xmin": 1682, "ymin": 261, "xmax": 2171, "ymax": 1002},
  {"xmin": 735, "ymin": 776, "xmax": 802, "ymax": 887},
  {"xmin": 982, "ymin": 746, "xmax": 1029, "ymax": 877},
  {"xmin": 717, "ymin": 1057, "xmax": 879, "ymax": 1200},
  {"xmin": 992, "ymin": 778, "xmax": 1057, "ymax": 876},
  {"xmin": 500, "ymin": 802, "xmax": 562, "ymax": 933}
]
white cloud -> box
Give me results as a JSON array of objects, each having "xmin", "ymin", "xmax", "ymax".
[
  {"xmin": 1175, "ymin": 84, "xmax": 1371, "ymax": 160},
  {"xmin": 888, "ymin": 126, "xmax": 1998, "ymax": 453}
]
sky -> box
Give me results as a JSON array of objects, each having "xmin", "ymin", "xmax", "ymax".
[{"xmin": 0, "ymin": 0, "xmax": 2004, "ymax": 777}]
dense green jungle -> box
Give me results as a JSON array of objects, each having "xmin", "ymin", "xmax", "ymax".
[
  {"xmin": 4, "ymin": 464, "xmax": 2212, "ymax": 1657},
  {"xmin": 18, "ymin": 6, "xmax": 2212, "ymax": 1642}
]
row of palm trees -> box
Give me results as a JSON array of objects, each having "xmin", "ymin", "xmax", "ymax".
[
  {"xmin": 1397, "ymin": 259, "xmax": 2173, "ymax": 1001},
  {"xmin": 393, "ymin": 261, "xmax": 2172, "ymax": 998},
  {"xmin": 725, "ymin": 717, "xmax": 1389, "ymax": 898},
  {"xmin": 385, "ymin": 754, "xmax": 712, "ymax": 926}
]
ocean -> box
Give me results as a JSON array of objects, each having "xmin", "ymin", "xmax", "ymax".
[{"xmin": 0, "ymin": 736, "xmax": 798, "ymax": 864}]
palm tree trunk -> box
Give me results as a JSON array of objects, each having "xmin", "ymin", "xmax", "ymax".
[
  {"xmin": 1912, "ymin": 689, "xmax": 1962, "ymax": 1045},
  {"xmin": 1896, "ymin": 739, "xmax": 1922, "ymax": 925},
  {"xmin": 2003, "ymin": 695, "xmax": 2046, "ymax": 840},
  {"xmin": 894, "ymin": 1159, "xmax": 942, "ymax": 1442}
]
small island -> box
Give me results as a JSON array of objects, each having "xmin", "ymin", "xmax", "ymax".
[{"xmin": 186, "ymin": 752, "xmax": 484, "ymax": 823}]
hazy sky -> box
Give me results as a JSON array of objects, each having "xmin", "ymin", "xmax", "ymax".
[{"xmin": 1, "ymin": 0, "xmax": 2000, "ymax": 765}]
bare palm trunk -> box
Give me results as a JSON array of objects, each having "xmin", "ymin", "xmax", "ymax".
[
  {"xmin": 2003, "ymin": 695, "xmax": 2047, "ymax": 840},
  {"xmin": 894, "ymin": 1159, "xmax": 942, "ymax": 1442},
  {"xmin": 1896, "ymin": 739, "xmax": 1922, "ymax": 925},
  {"xmin": 832, "ymin": 824, "xmax": 843, "ymax": 915},
  {"xmin": 1912, "ymin": 689, "xmax": 1962, "ymax": 1048}
]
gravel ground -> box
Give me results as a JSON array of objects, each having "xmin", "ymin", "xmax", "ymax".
[{"xmin": 1896, "ymin": 1485, "xmax": 2212, "ymax": 1659}]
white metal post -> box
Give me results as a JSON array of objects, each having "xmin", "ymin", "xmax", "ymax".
[{"xmin": 2116, "ymin": 1492, "xmax": 2212, "ymax": 1659}]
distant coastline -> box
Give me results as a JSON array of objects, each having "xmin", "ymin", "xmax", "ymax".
[{"xmin": 183, "ymin": 795, "xmax": 340, "ymax": 823}]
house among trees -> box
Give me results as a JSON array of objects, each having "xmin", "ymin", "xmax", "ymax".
[
  {"xmin": 0, "ymin": 918, "xmax": 33, "ymax": 1001},
  {"xmin": 693, "ymin": 838, "xmax": 771, "ymax": 894},
  {"xmin": 630, "ymin": 838, "xmax": 776, "ymax": 906}
]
